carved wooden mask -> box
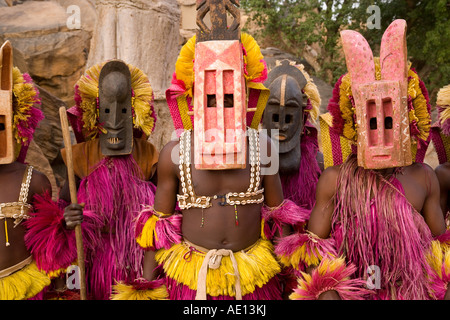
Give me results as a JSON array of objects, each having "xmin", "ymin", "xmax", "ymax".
[
  {"xmin": 263, "ymin": 60, "xmax": 307, "ymax": 174},
  {"xmin": 194, "ymin": 0, "xmax": 247, "ymax": 170},
  {"xmin": 341, "ymin": 19, "xmax": 411, "ymax": 169},
  {"xmin": 193, "ymin": 40, "xmax": 247, "ymax": 170},
  {"xmin": 0, "ymin": 41, "xmax": 14, "ymax": 165},
  {"xmin": 196, "ymin": 0, "xmax": 241, "ymax": 42},
  {"xmin": 98, "ymin": 60, "xmax": 133, "ymax": 156}
]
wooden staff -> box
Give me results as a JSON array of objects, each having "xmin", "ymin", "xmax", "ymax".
[{"xmin": 59, "ymin": 106, "xmax": 87, "ymax": 300}]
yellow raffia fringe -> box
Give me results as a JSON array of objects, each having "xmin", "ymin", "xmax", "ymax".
[
  {"xmin": 339, "ymin": 73, "xmax": 356, "ymax": 141},
  {"xmin": 135, "ymin": 214, "xmax": 161, "ymax": 249},
  {"xmin": 177, "ymin": 95, "xmax": 193, "ymax": 130},
  {"xmin": 278, "ymin": 235, "xmax": 335, "ymax": 270},
  {"xmin": 77, "ymin": 63, "xmax": 102, "ymax": 140},
  {"xmin": 175, "ymin": 35, "xmax": 196, "ymax": 99},
  {"xmin": 444, "ymin": 247, "xmax": 450, "ymax": 277},
  {"xmin": 278, "ymin": 243, "xmax": 323, "ymax": 270},
  {"xmin": 0, "ymin": 260, "xmax": 51, "ymax": 300},
  {"xmin": 426, "ymin": 240, "xmax": 450, "ymax": 280},
  {"xmin": 248, "ymin": 81, "xmax": 270, "ymax": 129},
  {"xmin": 338, "ymin": 59, "xmax": 430, "ymax": 149},
  {"xmin": 437, "ymin": 128, "xmax": 450, "ymax": 162},
  {"xmin": 297, "ymin": 64, "xmax": 321, "ymax": 123},
  {"xmin": 44, "ymin": 260, "xmax": 77, "ymax": 279},
  {"xmin": 46, "ymin": 266, "xmax": 69, "ymax": 279},
  {"xmin": 76, "ymin": 62, "xmax": 155, "ymax": 140},
  {"xmin": 240, "ymin": 33, "xmax": 265, "ymax": 83},
  {"xmin": 426, "ymin": 241, "xmax": 444, "ymax": 278},
  {"xmin": 408, "ymin": 68, "xmax": 430, "ymax": 142},
  {"xmin": 261, "ymin": 219, "xmax": 267, "ymax": 240},
  {"xmin": 319, "ymin": 114, "xmax": 334, "ymax": 169},
  {"xmin": 320, "ymin": 113, "xmax": 353, "ymax": 169},
  {"xmin": 11, "ymin": 67, "xmax": 39, "ymax": 158},
  {"xmin": 129, "ymin": 64, "xmax": 155, "ymax": 136},
  {"xmin": 438, "ymin": 84, "xmax": 450, "ymax": 124},
  {"xmin": 289, "ymin": 256, "xmax": 347, "ymax": 300},
  {"xmin": 111, "ymin": 282, "xmax": 169, "ymax": 300},
  {"xmin": 155, "ymin": 239, "xmax": 280, "ymax": 297}
]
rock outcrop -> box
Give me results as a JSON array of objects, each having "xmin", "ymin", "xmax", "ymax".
[
  {"xmin": 0, "ymin": 0, "xmax": 95, "ymax": 108},
  {"xmin": 86, "ymin": 0, "xmax": 181, "ymax": 96}
]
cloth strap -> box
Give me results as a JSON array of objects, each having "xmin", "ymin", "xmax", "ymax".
[
  {"xmin": 195, "ymin": 248, "xmax": 242, "ymax": 300},
  {"xmin": 0, "ymin": 256, "xmax": 33, "ymax": 279}
]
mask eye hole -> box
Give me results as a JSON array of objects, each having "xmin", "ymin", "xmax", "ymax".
[
  {"xmin": 105, "ymin": 108, "xmax": 110, "ymax": 114},
  {"xmin": 370, "ymin": 117, "xmax": 377, "ymax": 130},
  {"xmin": 224, "ymin": 94, "xmax": 233, "ymax": 108},
  {"xmin": 385, "ymin": 116, "xmax": 393, "ymax": 129},
  {"xmin": 207, "ymin": 95, "xmax": 216, "ymax": 108},
  {"xmin": 272, "ymin": 114, "xmax": 279, "ymax": 122},
  {"xmin": 122, "ymin": 108, "xmax": 127, "ymax": 114},
  {"xmin": 285, "ymin": 114, "xmax": 292, "ymax": 124}
]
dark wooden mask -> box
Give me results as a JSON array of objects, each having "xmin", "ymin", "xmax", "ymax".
[
  {"xmin": 98, "ymin": 60, "xmax": 133, "ymax": 156},
  {"xmin": 263, "ymin": 60, "xmax": 307, "ymax": 174}
]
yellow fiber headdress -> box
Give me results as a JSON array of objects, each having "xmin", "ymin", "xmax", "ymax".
[
  {"xmin": 437, "ymin": 84, "xmax": 450, "ymax": 134},
  {"xmin": 69, "ymin": 61, "xmax": 156, "ymax": 142},
  {"xmin": 297, "ymin": 64, "xmax": 320, "ymax": 124},
  {"xmin": 431, "ymin": 84, "xmax": 450, "ymax": 164},
  {"xmin": 166, "ymin": 33, "xmax": 269, "ymax": 132},
  {"xmin": 12, "ymin": 67, "xmax": 44, "ymax": 162}
]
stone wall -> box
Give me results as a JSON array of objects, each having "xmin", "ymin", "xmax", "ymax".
[
  {"xmin": 86, "ymin": 0, "xmax": 181, "ymax": 153},
  {"xmin": 86, "ymin": 0, "xmax": 181, "ymax": 96}
]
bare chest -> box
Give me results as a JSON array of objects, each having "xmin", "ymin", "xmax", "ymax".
[{"xmin": 393, "ymin": 173, "xmax": 428, "ymax": 213}]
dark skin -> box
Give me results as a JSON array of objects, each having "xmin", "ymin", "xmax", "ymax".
[
  {"xmin": 307, "ymin": 162, "xmax": 449, "ymax": 300},
  {"xmin": 434, "ymin": 162, "xmax": 450, "ymax": 221},
  {"xmin": 0, "ymin": 161, "xmax": 52, "ymax": 271},
  {"xmin": 60, "ymin": 176, "xmax": 82, "ymax": 229},
  {"xmin": 142, "ymin": 130, "xmax": 285, "ymax": 281},
  {"xmin": 142, "ymin": 94, "xmax": 286, "ymax": 281}
]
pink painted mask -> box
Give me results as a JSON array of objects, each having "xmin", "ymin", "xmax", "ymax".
[
  {"xmin": 193, "ymin": 39, "xmax": 247, "ymax": 170},
  {"xmin": 340, "ymin": 19, "xmax": 411, "ymax": 169},
  {"xmin": 0, "ymin": 41, "xmax": 15, "ymax": 165}
]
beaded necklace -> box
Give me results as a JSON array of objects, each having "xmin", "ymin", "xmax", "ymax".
[
  {"xmin": 177, "ymin": 128, "xmax": 264, "ymax": 226},
  {"xmin": 0, "ymin": 165, "xmax": 33, "ymax": 246}
]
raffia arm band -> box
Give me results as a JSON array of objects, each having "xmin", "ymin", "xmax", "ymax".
[
  {"xmin": 261, "ymin": 199, "xmax": 310, "ymax": 240},
  {"xmin": 289, "ymin": 256, "xmax": 370, "ymax": 300},
  {"xmin": 274, "ymin": 230, "xmax": 337, "ymax": 271},
  {"xmin": 135, "ymin": 206, "xmax": 182, "ymax": 250}
]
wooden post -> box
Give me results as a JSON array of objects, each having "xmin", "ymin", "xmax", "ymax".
[{"xmin": 59, "ymin": 106, "xmax": 87, "ymax": 300}]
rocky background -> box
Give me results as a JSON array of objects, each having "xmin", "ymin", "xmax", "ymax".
[{"xmin": 0, "ymin": 0, "xmax": 438, "ymax": 198}]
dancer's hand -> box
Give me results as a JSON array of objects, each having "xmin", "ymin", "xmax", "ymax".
[{"xmin": 63, "ymin": 203, "xmax": 85, "ymax": 229}]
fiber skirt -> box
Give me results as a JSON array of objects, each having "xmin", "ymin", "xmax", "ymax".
[
  {"xmin": 0, "ymin": 259, "xmax": 50, "ymax": 300},
  {"xmin": 155, "ymin": 238, "xmax": 283, "ymax": 300}
]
